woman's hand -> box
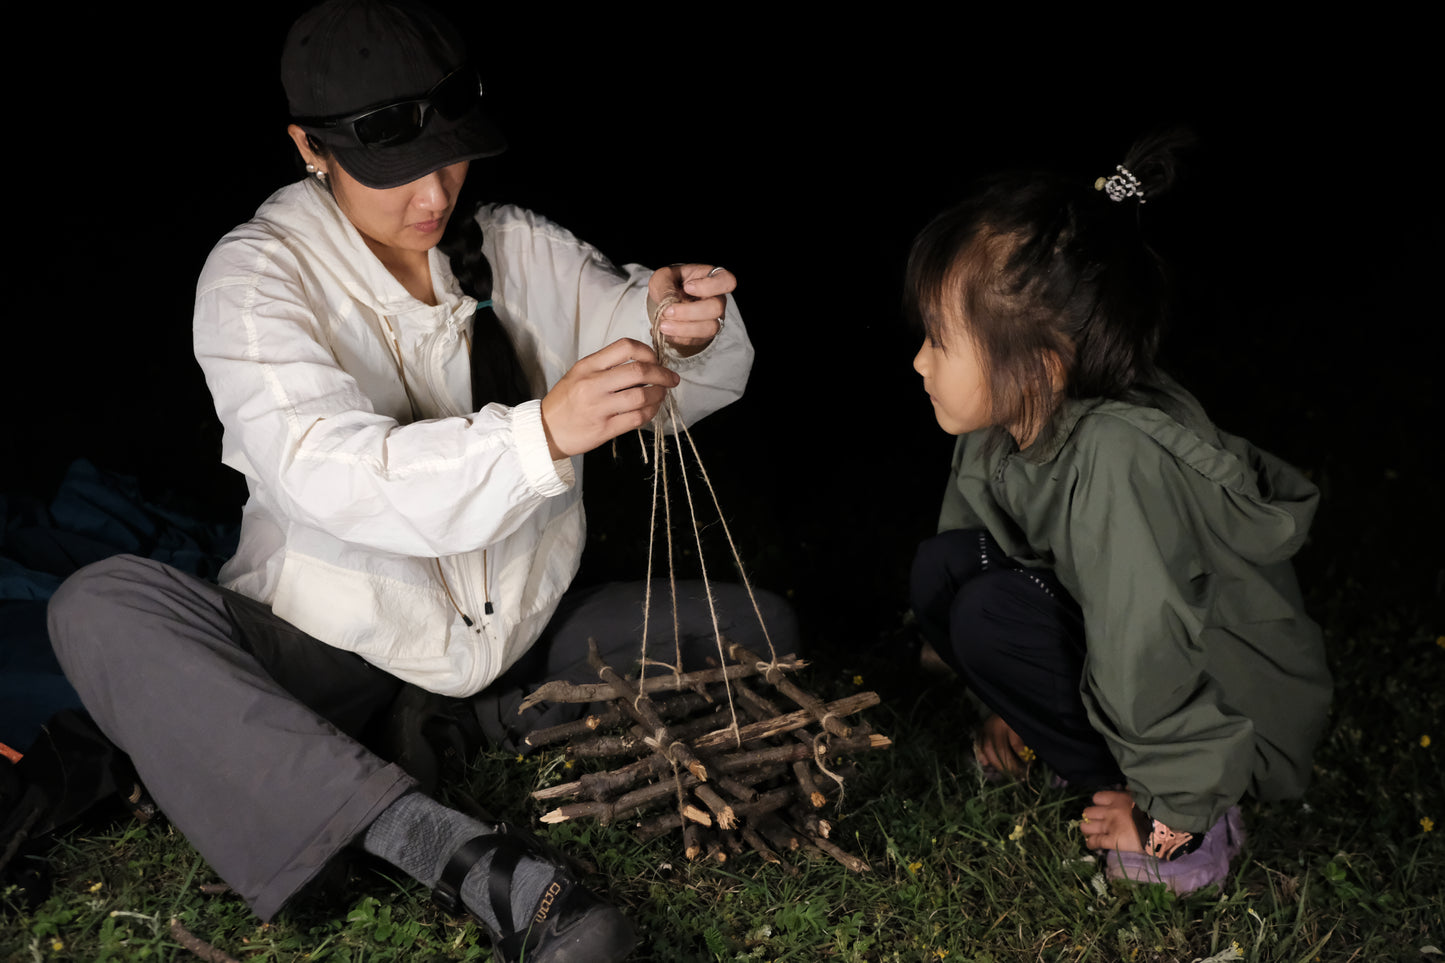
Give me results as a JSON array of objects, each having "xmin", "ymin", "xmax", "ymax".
[
  {"xmin": 975, "ymin": 713, "xmax": 1031, "ymax": 779},
  {"xmin": 1079, "ymin": 790, "xmax": 1145, "ymax": 853},
  {"xmin": 647, "ymin": 264, "xmax": 735, "ymax": 357},
  {"xmin": 540, "ymin": 338, "xmax": 680, "ymax": 459}
]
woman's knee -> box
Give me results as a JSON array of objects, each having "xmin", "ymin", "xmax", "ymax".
[
  {"xmin": 714, "ymin": 583, "xmax": 798, "ymax": 652},
  {"xmin": 47, "ymin": 555, "xmax": 225, "ymax": 671},
  {"xmin": 48, "ymin": 556, "xmax": 147, "ymax": 649}
]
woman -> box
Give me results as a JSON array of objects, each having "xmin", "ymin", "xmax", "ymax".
[{"xmin": 47, "ymin": 1, "xmax": 787, "ymax": 960}]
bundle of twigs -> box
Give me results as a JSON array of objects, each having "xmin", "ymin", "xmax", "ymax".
[{"xmin": 520, "ymin": 640, "xmax": 891, "ymax": 873}]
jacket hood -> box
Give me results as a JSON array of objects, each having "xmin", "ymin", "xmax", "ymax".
[{"xmin": 1041, "ymin": 380, "xmax": 1319, "ymax": 567}]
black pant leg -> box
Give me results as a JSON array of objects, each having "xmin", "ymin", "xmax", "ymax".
[
  {"xmin": 911, "ymin": 529, "xmax": 1123, "ymax": 786},
  {"xmin": 223, "ymin": 589, "xmax": 405, "ymax": 743}
]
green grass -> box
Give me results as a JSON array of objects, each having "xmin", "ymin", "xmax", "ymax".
[
  {"xmin": 4, "ymin": 435, "xmax": 1442, "ymax": 962},
  {"xmin": 4, "ymin": 606, "xmax": 1441, "ymax": 963}
]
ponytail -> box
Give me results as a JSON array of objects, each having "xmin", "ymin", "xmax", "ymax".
[
  {"xmin": 904, "ymin": 127, "xmax": 1196, "ymax": 449},
  {"xmin": 438, "ymin": 202, "xmax": 533, "ymax": 410}
]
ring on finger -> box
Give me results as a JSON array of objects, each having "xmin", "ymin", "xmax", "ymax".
[{"xmin": 706, "ymin": 265, "xmax": 725, "ymax": 277}]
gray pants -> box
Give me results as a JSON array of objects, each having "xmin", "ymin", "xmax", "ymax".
[{"xmin": 47, "ymin": 554, "xmax": 794, "ymax": 920}]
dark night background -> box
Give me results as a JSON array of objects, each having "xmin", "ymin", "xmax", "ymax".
[{"xmin": 7, "ymin": 7, "xmax": 1439, "ymax": 653}]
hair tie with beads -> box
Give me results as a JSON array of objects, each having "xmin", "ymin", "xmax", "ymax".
[{"xmin": 1094, "ymin": 165, "xmax": 1146, "ymax": 204}]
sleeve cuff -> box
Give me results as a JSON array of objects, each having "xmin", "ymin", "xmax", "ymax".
[{"xmin": 511, "ymin": 399, "xmax": 575, "ymax": 498}]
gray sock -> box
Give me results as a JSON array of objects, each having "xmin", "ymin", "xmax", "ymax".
[{"xmin": 361, "ymin": 792, "xmax": 554, "ymax": 933}]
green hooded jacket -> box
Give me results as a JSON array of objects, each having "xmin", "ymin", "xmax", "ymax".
[{"xmin": 938, "ymin": 376, "xmax": 1332, "ymax": 832}]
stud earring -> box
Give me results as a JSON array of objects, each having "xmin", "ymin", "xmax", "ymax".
[{"xmin": 305, "ymin": 163, "xmax": 327, "ymax": 183}]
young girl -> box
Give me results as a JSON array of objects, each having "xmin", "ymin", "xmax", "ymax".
[{"xmin": 906, "ymin": 132, "xmax": 1332, "ymax": 893}]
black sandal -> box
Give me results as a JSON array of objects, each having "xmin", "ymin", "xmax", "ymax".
[
  {"xmin": 1129, "ymin": 805, "xmax": 1205, "ymax": 861},
  {"xmin": 434, "ymin": 823, "xmax": 635, "ymax": 963}
]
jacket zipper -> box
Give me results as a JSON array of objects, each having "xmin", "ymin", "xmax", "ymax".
[{"xmin": 423, "ymin": 311, "xmax": 498, "ymax": 626}]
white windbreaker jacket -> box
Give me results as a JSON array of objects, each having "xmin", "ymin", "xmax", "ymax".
[{"xmin": 193, "ymin": 179, "xmax": 753, "ymax": 697}]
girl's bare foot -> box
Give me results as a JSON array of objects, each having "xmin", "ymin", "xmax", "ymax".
[{"xmin": 1079, "ymin": 789, "xmax": 1145, "ymax": 853}]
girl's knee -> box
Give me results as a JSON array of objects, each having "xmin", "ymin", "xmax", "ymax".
[
  {"xmin": 944, "ymin": 570, "xmax": 1025, "ymax": 676},
  {"xmin": 910, "ymin": 529, "xmax": 991, "ymax": 611}
]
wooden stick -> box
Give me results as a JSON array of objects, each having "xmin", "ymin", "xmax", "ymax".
[
  {"xmin": 793, "ymin": 760, "xmax": 826, "ymax": 808},
  {"xmin": 682, "ymin": 803, "xmax": 713, "ymax": 827},
  {"xmin": 521, "ymin": 712, "xmax": 613, "ymax": 750},
  {"xmin": 637, "ymin": 810, "xmax": 684, "ymax": 844},
  {"xmin": 566, "ymin": 732, "xmax": 648, "ymax": 758},
  {"xmin": 804, "ymin": 833, "xmax": 871, "ymax": 873},
  {"xmin": 712, "ymin": 770, "xmax": 761, "ymax": 803},
  {"xmin": 756, "ymin": 814, "xmax": 800, "ymax": 853},
  {"xmin": 691, "ymin": 692, "xmax": 878, "ymax": 749},
  {"xmin": 729, "ymin": 786, "xmax": 796, "ymax": 820},
  {"xmin": 588, "ymin": 641, "xmax": 709, "ymax": 781},
  {"xmin": 168, "ymin": 919, "xmax": 241, "ymax": 963},
  {"xmin": 586, "ymin": 642, "xmax": 710, "ymax": 775},
  {"xmin": 518, "ymin": 659, "xmax": 804, "ymax": 711},
  {"xmin": 531, "ymin": 753, "xmax": 670, "ymax": 802},
  {"xmin": 683, "ymin": 820, "xmax": 702, "ymax": 860},
  {"xmin": 693, "ymin": 783, "xmax": 737, "ymax": 829},
  {"xmin": 523, "ymin": 690, "xmax": 718, "ymax": 749},
  {"xmin": 741, "ymin": 825, "xmax": 788, "ymax": 870},
  {"xmin": 730, "ymin": 643, "xmax": 853, "ymax": 738}
]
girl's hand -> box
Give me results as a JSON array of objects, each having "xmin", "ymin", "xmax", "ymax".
[
  {"xmin": 975, "ymin": 713, "xmax": 1030, "ymax": 779},
  {"xmin": 540, "ymin": 338, "xmax": 680, "ymax": 458},
  {"xmin": 1080, "ymin": 790, "xmax": 1144, "ymax": 853},
  {"xmin": 647, "ymin": 264, "xmax": 734, "ymax": 356}
]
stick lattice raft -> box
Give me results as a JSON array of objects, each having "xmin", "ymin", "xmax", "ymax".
[
  {"xmin": 521, "ymin": 304, "xmax": 891, "ymax": 870},
  {"xmin": 520, "ymin": 640, "xmax": 892, "ymax": 872}
]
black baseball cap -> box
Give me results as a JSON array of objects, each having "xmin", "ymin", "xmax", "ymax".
[{"xmin": 282, "ymin": 0, "xmax": 507, "ymax": 189}]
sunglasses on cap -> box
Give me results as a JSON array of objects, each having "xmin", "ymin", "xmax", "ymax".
[{"xmin": 293, "ymin": 66, "xmax": 482, "ymax": 149}]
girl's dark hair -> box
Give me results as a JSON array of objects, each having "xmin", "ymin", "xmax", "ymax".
[{"xmin": 904, "ymin": 129, "xmax": 1193, "ymax": 448}]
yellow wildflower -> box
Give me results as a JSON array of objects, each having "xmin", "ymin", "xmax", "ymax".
[
  {"xmin": 1423, "ymin": 817, "xmax": 1435, "ymax": 833},
  {"xmin": 51, "ymin": 940, "xmax": 64, "ymax": 952},
  {"xmin": 564, "ymin": 760, "xmax": 574, "ymax": 769},
  {"xmin": 1017, "ymin": 746, "xmax": 1036, "ymax": 763},
  {"xmin": 1422, "ymin": 735, "xmax": 1432, "ymax": 748},
  {"xmin": 908, "ymin": 861, "xmax": 923, "ymax": 874},
  {"xmin": 88, "ymin": 881, "xmax": 103, "ymax": 893},
  {"xmin": 852, "ymin": 674, "xmax": 863, "ymax": 686},
  {"xmin": 515, "ymin": 754, "xmax": 524, "ymax": 762},
  {"xmin": 1009, "ymin": 823, "xmax": 1026, "ymax": 842},
  {"xmin": 934, "ymin": 950, "xmax": 948, "ymax": 960}
]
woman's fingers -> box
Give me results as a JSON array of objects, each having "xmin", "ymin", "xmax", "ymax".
[
  {"xmin": 649, "ymin": 264, "xmax": 734, "ymax": 349},
  {"xmin": 681, "ymin": 264, "xmax": 736, "ymax": 299},
  {"xmin": 578, "ymin": 337, "xmax": 663, "ymax": 371},
  {"xmin": 541, "ymin": 339, "xmax": 681, "ymax": 458}
]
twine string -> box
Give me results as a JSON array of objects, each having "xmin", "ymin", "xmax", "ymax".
[{"xmin": 812, "ymin": 732, "xmax": 847, "ymax": 807}]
